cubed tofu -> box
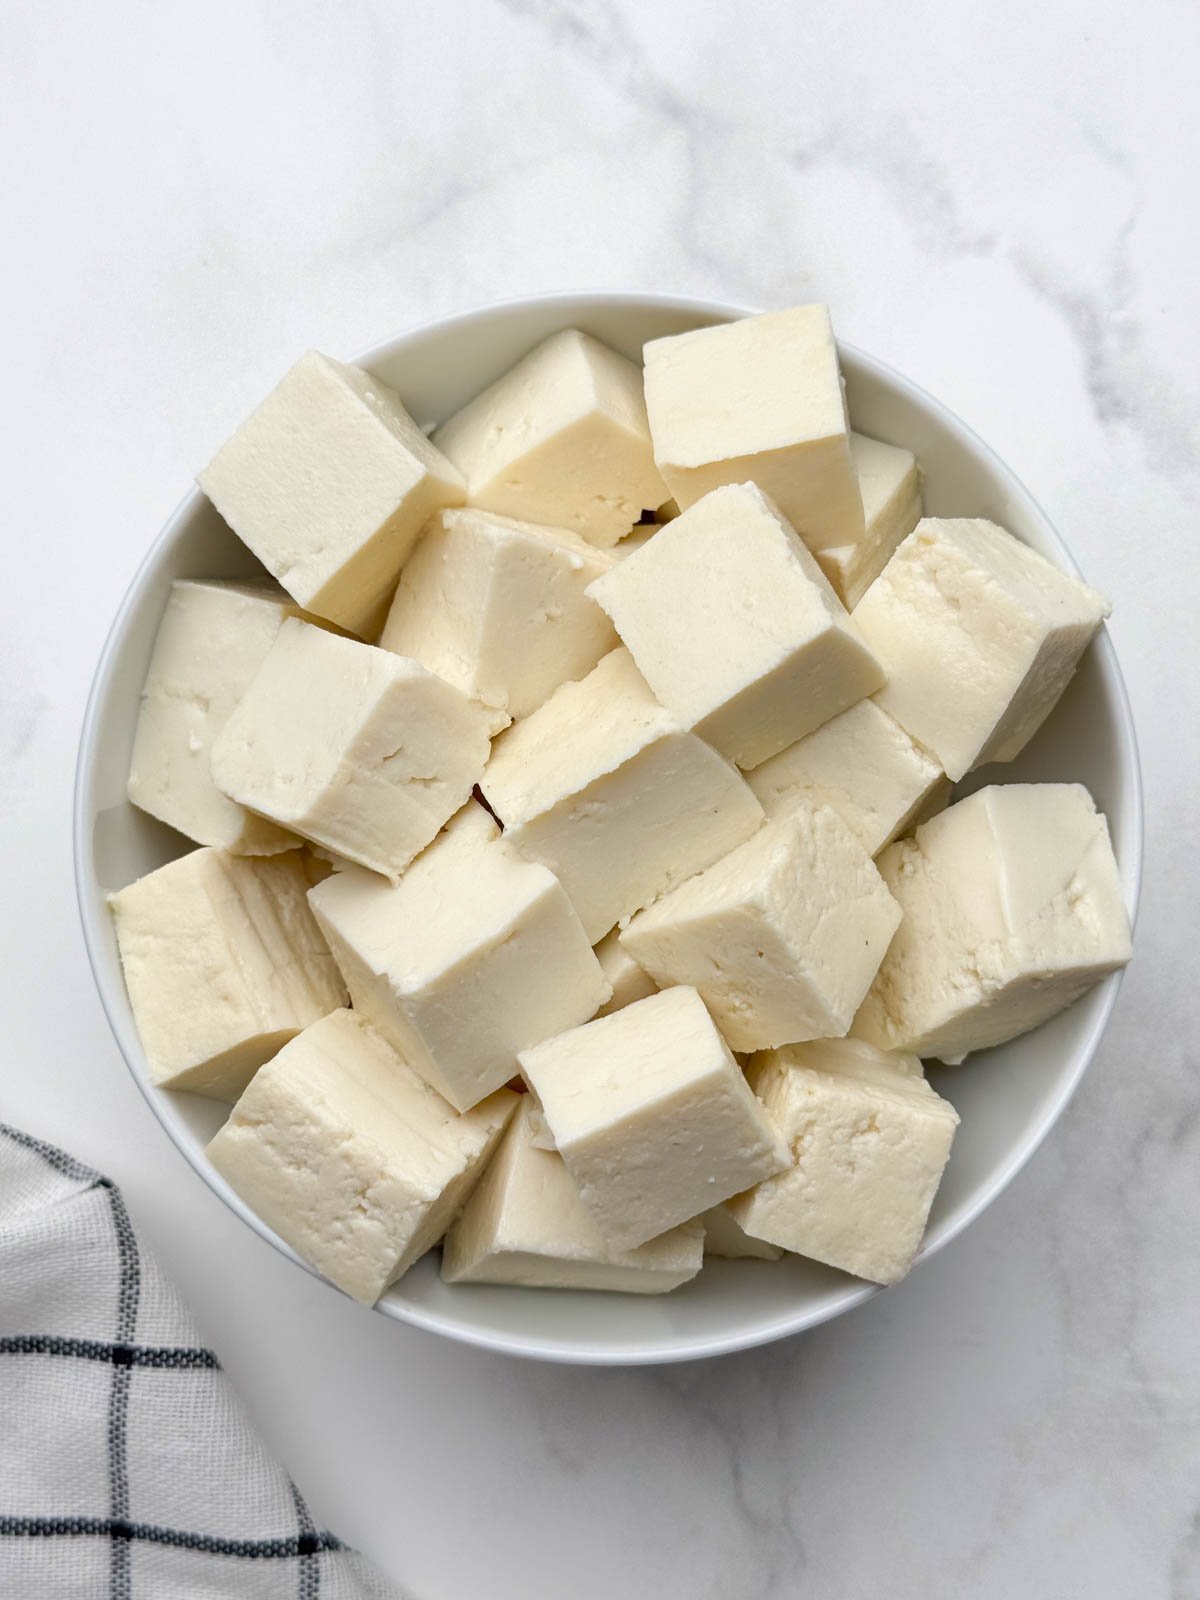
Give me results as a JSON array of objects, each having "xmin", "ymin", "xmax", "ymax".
[
  {"xmin": 432, "ymin": 329, "xmax": 667, "ymax": 548},
  {"xmin": 210, "ymin": 619, "xmax": 492, "ymax": 880},
  {"xmin": 208, "ymin": 1009, "xmax": 517, "ymax": 1303},
  {"xmin": 701, "ymin": 1205, "xmax": 784, "ymax": 1261},
  {"xmin": 853, "ymin": 518, "xmax": 1111, "ymax": 782},
  {"xmin": 593, "ymin": 928, "xmax": 658, "ymax": 1017},
  {"xmin": 621, "ymin": 806, "xmax": 902, "ymax": 1051},
  {"xmin": 817, "ymin": 433, "xmax": 923, "ymax": 609},
  {"xmin": 127, "ymin": 578, "xmax": 328, "ymax": 855},
  {"xmin": 727, "ymin": 1040, "xmax": 959, "ymax": 1284},
  {"xmin": 480, "ymin": 648, "xmax": 764, "ymax": 941},
  {"xmin": 307, "ymin": 804, "xmax": 610, "ymax": 1111},
  {"xmin": 587, "ymin": 483, "xmax": 884, "ymax": 769},
  {"xmin": 781, "ymin": 1035, "xmax": 928, "ymax": 1086},
  {"xmin": 519, "ymin": 987, "xmax": 790, "ymax": 1251},
  {"xmin": 642, "ymin": 306, "xmax": 864, "ymax": 551},
  {"xmin": 853, "ymin": 783, "xmax": 1132, "ymax": 1062},
  {"xmin": 109, "ymin": 848, "xmax": 346, "ymax": 1100},
  {"xmin": 747, "ymin": 698, "xmax": 949, "ymax": 856},
  {"xmin": 379, "ymin": 507, "xmax": 618, "ymax": 720},
  {"xmin": 198, "ymin": 352, "xmax": 465, "ymax": 634},
  {"xmin": 440, "ymin": 1099, "xmax": 704, "ymax": 1294}
]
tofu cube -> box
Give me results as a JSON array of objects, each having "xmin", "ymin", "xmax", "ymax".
[
  {"xmin": 701, "ymin": 1205, "xmax": 784, "ymax": 1261},
  {"xmin": 853, "ymin": 783, "xmax": 1132, "ymax": 1062},
  {"xmin": 198, "ymin": 352, "xmax": 465, "ymax": 634},
  {"xmin": 128, "ymin": 578, "xmax": 324, "ymax": 854},
  {"xmin": 621, "ymin": 806, "xmax": 902, "ymax": 1051},
  {"xmin": 109, "ymin": 848, "xmax": 346, "ymax": 1100},
  {"xmin": 440, "ymin": 1099, "xmax": 704, "ymax": 1294},
  {"xmin": 519, "ymin": 987, "xmax": 791, "ymax": 1251},
  {"xmin": 432, "ymin": 329, "xmax": 668, "ymax": 548},
  {"xmin": 817, "ymin": 432, "xmax": 924, "ymax": 609},
  {"xmin": 593, "ymin": 927, "xmax": 658, "ymax": 1017},
  {"xmin": 853, "ymin": 518, "xmax": 1111, "ymax": 781},
  {"xmin": 208, "ymin": 1009, "xmax": 517, "ymax": 1303},
  {"xmin": 210, "ymin": 619, "xmax": 492, "ymax": 880},
  {"xmin": 308, "ymin": 804, "xmax": 610, "ymax": 1111},
  {"xmin": 480, "ymin": 648, "xmax": 764, "ymax": 941},
  {"xmin": 379, "ymin": 507, "xmax": 618, "ymax": 720},
  {"xmin": 642, "ymin": 306, "xmax": 864, "ymax": 551},
  {"xmin": 587, "ymin": 483, "xmax": 884, "ymax": 769},
  {"xmin": 747, "ymin": 698, "xmax": 949, "ymax": 856},
  {"xmin": 727, "ymin": 1039, "xmax": 959, "ymax": 1284}
]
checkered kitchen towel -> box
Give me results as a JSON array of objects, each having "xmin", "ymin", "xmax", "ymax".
[{"xmin": 0, "ymin": 1123, "xmax": 403, "ymax": 1598}]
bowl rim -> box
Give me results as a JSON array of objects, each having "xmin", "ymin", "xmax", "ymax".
[{"xmin": 73, "ymin": 289, "xmax": 1144, "ymax": 1365}]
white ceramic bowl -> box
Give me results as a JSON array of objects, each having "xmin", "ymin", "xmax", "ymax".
[{"xmin": 75, "ymin": 292, "xmax": 1143, "ymax": 1365}]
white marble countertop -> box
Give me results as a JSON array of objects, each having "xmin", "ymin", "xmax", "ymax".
[{"xmin": 3, "ymin": 3, "xmax": 1197, "ymax": 1595}]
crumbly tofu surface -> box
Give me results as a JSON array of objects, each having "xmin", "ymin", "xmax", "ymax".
[
  {"xmin": 208, "ymin": 1009, "xmax": 517, "ymax": 1303},
  {"xmin": 593, "ymin": 928, "xmax": 658, "ymax": 1017},
  {"xmin": 727, "ymin": 1041, "xmax": 959, "ymax": 1284},
  {"xmin": 642, "ymin": 306, "xmax": 865, "ymax": 551},
  {"xmin": 379, "ymin": 506, "xmax": 618, "ymax": 719},
  {"xmin": 588, "ymin": 483, "xmax": 884, "ymax": 769},
  {"xmin": 308, "ymin": 803, "xmax": 609, "ymax": 1111},
  {"xmin": 701, "ymin": 1204, "xmax": 785, "ymax": 1261},
  {"xmin": 622, "ymin": 806, "xmax": 902, "ymax": 1051},
  {"xmin": 128, "ymin": 578, "xmax": 314, "ymax": 854},
  {"xmin": 109, "ymin": 847, "xmax": 346, "ymax": 1100},
  {"xmin": 480, "ymin": 648, "xmax": 764, "ymax": 940},
  {"xmin": 432, "ymin": 329, "xmax": 667, "ymax": 547},
  {"xmin": 441, "ymin": 1099, "xmax": 704, "ymax": 1294},
  {"xmin": 210, "ymin": 619, "xmax": 492, "ymax": 880},
  {"xmin": 853, "ymin": 783, "xmax": 1132, "ymax": 1062},
  {"xmin": 853, "ymin": 517, "xmax": 1111, "ymax": 781},
  {"xmin": 519, "ymin": 987, "xmax": 791, "ymax": 1251},
  {"xmin": 817, "ymin": 433, "xmax": 923, "ymax": 609},
  {"xmin": 747, "ymin": 697, "xmax": 949, "ymax": 856},
  {"xmin": 198, "ymin": 352, "xmax": 465, "ymax": 633}
]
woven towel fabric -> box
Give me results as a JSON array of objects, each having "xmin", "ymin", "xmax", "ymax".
[{"xmin": 0, "ymin": 1123, "xmax": 403, "ymax": 1599}]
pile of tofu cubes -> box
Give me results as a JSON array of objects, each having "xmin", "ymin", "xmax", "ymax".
[{"xmin": 112, "ymin": 306, "xmax": 1133, "ymax": 1305}]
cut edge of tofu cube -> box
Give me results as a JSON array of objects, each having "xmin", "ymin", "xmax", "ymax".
[
  {"xmin": 307, "ymin": 810, "xmax": 611, "ymax": 1112},
  {"xmin": 745, "ymin": 697, "xmax": 949, "ymax": 856},
  {"xmin": 481, "ymin": 647, "xmax": 765, "ymax": 940},
  {"xmin": 210, "ymin": 618, "xmax": 494, "ymax": 881},
  {"xmin": 852, "ymin": 782, "xmax": 1132, "ymax": 1063},
  {"xmin": 593, "ymin": 927, "xmax": 659, "ymax": 1017},
  {"xmin": 198, "ymin": 351, "xmax": 466, "ymax": 634},
  {"xmin": 621, "ymin": 804, "xmax": 903, "ymax": 1051},
  {"xmin": 378, "ymin": 505, "xmax": 619, "ymax": 721},
  {"xmin": 641, "ymin": 306, "xmax": 866, "ymax": 551},
  {"xmin": 207, "ymin": 1008, "xmax": 518, "ymax": 1303},
  {"xmin": 127, "ymin": 577, "xmax": 334, "ymax": 856},
  {"xmin": 432, "ymin": 329, "xmax": 668, "ymax": 548},
  {"xmin": 727, "ymin": 1042, "xmax": 960, "ymax": 1284},
  {"xmin": 108, "ymin": 847, "xmax": 347, "ymax": 1101},
  {"xmin": 701, "ymin": 1204, "xmax": 785, "ymax": 1261},
  {"xmin": 853, "ymin": 517, "xmax": 1111, "ymax": 782},
  {"xmin": 441, "ymin": 1099, "xmax": 704, "ymax": 1294},
  {"xmin": 519, "ymin": 987, "xmax": 791, "ymax": 1251},
  {"xmin": 816, "ymin": 431, "xmax": 924, "ymax": 610},
  {"xmin": 587, "ymin": 481, "xmax": 884, "ymax": 770}
]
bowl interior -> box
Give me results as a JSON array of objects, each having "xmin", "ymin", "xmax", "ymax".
[{"xmin": 75, "ymin": 293, "xmax": 1142, "ymax": 1364}]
